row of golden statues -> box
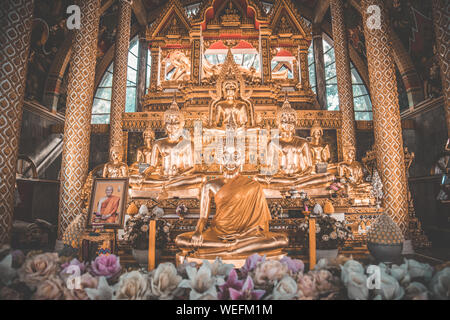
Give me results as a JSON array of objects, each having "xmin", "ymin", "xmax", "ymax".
[{"xmin": 103, "ymin": 84, "xmax": 373, "ymax": 203}]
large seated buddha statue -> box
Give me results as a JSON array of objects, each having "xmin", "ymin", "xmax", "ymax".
[
  {"xmin": 255, "ymin": 98, "xmax": 335, "ymax": 191},
  {"xmin": 129, "ymin": 97, "xmax": 204, "ymax": 195},
  {"xmin": 175, "ymin": 145, "xmax": 288, "ymax": 262}
]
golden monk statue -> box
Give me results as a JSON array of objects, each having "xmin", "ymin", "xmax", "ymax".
[
  {"xmin": 175, "ymin": 145, "xmax": 288, "ymax": 260},
  {"xmin": 255, "ymin": 98, "xmax": 335, "ymax": 190},
  {"xmin": 309, "ymin": 123, "xmax": 331, "ymax": 174},
  {"xmin": 132, "ymin": 97, "xmax": 204, "ymax": 194},
  {"xmin": 337, "ymin": 143, "xmax": 372, "ymax": 196},
  {"xmin": 103, "ymin": 145, "xmax": 128, "ymax": 178},
  {"xmin": 94, "ymin": 185, "xmax": 120, "ymax": 224},
  {"xmin": 214, "ymin": 80, "xmax": 251, "ymax": 128}
]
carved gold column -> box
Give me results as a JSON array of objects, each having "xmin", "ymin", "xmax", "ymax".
[
  {"xmin": 58, "ymin": 0, "xmax": 100, "ymax": 238},
  {"xmin": 109, "ymin": 0, "xmax": 132, "ymax": 155},
  {"xmin": 299, "ymin": 47, "xmax": 311, "ymax": 90},
  {"xmin": 260, "ymin": 28, "xmax": 271, "ymax": 84},
  {"xmin": 432, "ymin": 0, "xmax": 450, "ymax": 137},
  {"xmin": 149, "ymin": 45, "xmax": 159, "ymax": 92},
  {"xmin": 0, "ymin": 0, "xmax": 34, "ymax": 245},
  {"xmin": 362, "ymin": 0, "xmax": 409, "ymax": 235},
  {"xmin": 330, "ymin": 0, "xmax": 357, "ymax": 148}
]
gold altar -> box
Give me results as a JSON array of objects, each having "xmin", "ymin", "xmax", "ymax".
[{"xmin": 86, "ymin": 0, "xmax": 383, "ymax": 266}]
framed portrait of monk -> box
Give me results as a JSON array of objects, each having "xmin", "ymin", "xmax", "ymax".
[{"xmin": 87, "ymin": 178, "xmax": 128, "ymax": 229}]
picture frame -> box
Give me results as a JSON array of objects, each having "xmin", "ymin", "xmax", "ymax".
[{"xmin": 87, "ymin": 178, "xmax": 129, "ymax": 229}]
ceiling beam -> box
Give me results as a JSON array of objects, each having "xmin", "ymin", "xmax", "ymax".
[
  {"xmin": 313, "ymin": 0, "xmax": 330, "ymax": 24},
  {"xmin": 132, "ymin": 0, "xmax": 148, "ymax": 27}
]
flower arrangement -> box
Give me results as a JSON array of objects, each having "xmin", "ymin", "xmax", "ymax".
[
  {"xmin": 123, "ymin": 206, "xmax": 171, "ymax": 250},
  {"xmin": 0, "ymin": 248, "xmax": 449, "ymax": 300},
  {"xmin": 298, "ymin": 214, "xmax": 353, "ymax": 250}
]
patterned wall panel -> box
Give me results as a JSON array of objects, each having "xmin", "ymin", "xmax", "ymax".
[
  {"xmin": 362, "ymin": 0, "xmax": 409, "ymax": 235},
  {"xmin": 0, "ymin": 0, "xmax": 34, "ymax": 244},
  {"xmin": 330, "ymin": 0, "xmax": 357, "ymax": 149},
  {"xmin": 432, "ymin": 0, "xmax": 450, "ymax": 137},
  {"xmin": 109, "ymin": 0, "xmax": 132, "ymax": 155},
  {"xmin": 58, "ymin": 0, "xmax": 101, "ymax": 238}
]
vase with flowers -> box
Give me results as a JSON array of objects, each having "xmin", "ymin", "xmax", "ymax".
[
  {"xmin": 124, "ymin": 207, "xmax": 171, "ymax": 267},
  {"xmin": 298, "ymin": 214, "xmax": 353, "ymax": 261}
]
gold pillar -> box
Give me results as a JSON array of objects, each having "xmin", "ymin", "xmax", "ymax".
[
  {"xmin": 149, "ymin": 45, "xmax": 159, "ymax": 92},
  {"xmin": 330, "ymin": 0, "xmax": 357, "ymax": 148},
  {"xmin": 0, "ymin": 0, "xmax": 34, "ymax": 245},
  {"xmin": 58, "ymin": 0, "xmax": 100, "ymax": 238},
  {"xmin": 432, "ymin": 0, "xmax": 450, "ymax": 137},
  {"xmin": 362, "ymin": 0, "xmax": 409, "ymax": 235},
  {"xmin": 109, "ymin": 0, "xmax": 132, "ymax": 156},
  {"xmin": 299, "ymin": 47, "xmax": 311, "ymax": 90}
]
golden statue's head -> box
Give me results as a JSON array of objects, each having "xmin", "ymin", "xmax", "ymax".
[
  {"xmin": 164, "ymin": 96, "xmax": 185, "ymax": 137},
  {"xmin": 343, "ymin": 143, "xmax": 356, "ymax": 162},
  {"xmin": 143, "ymin": 126, "xmax": 155, "ymax": 142},
  {"xmin": 223, "ymin": 80, "xmax": 239, "ymax": 100},
  {"xmin": 277, "ymin": 96, "xmax": 297, "ymax": 134},
  {"xmin": 110, "ymin": 145, "xmax": 123, "ymax": 162},
  {"xmin": 310, "ymin": 122, "xmax": 323, "ymax": 141}
]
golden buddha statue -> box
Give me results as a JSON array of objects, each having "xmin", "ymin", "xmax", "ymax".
[
  {"xmin": 133, "ymin": 97, "xmax": 204, "ymax": 194},
  {"xmin": 214, "ymin": 80, "xmax": 250, "ymax": 128},
  {"xmin": 337, "ymin": 143, "xmax": 372, "ymax": 196},
  {"xmin": 175, "ymin": 145, "xmax": 288, "ymax": 260},
  {"xmin": 309, "ymin": 123, "xmax": 331, "ymax": 174},
  {"xmin": 102, "ymin": 145, "xmax": 128, "ymax": 178},
  {"xmin": 129, "ymin": 127, "xmax": 155, "ymax": 175},
  {"xmin": 255, "ymin": 97, "xmax": 335, "ymax": 190}
]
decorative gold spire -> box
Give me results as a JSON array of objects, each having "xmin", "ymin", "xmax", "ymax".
[
  {"xmin": 164, "ymin": 93, "xmax": 184, "ymax": 124},
  {"xmin": 277, "ymin": 94, "xmax": 297, "ymax": 124}
]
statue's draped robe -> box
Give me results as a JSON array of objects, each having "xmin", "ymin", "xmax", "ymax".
[
  {"xmin": 176, "ymin": 176, "xmax": 288, "ymax": 257},
  {"xmin": 210, "ymin": 175, "xmax": 271, "ymax": 239}
]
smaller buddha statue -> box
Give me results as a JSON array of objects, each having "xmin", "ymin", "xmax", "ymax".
[
  {"xmin": 137, "ymin": 127, "xmax": 155, "ymax": 164},
  {"xmin": 337, "ymin": 143, "xmax": 372, "ymax": 197},
  {"xmin": 130, "ymin": 127, "xmax": 155, "ymax": 175},
  {"xmin": 309, "ymin": 123, "xmax": 331, "ymax": 174},
  {"xmin": 102, "ymin": 145, "xmax": 128, "ymax": 178},
  {"xmin": 214, "ymin": 80, "xmax": 250, "ymax": 128}
]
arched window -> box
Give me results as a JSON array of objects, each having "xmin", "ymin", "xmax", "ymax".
[
  {"xmin": 307, "ymin": 35, "xmax": 373, "ymax": 120},
  {"xmin": 92, "ymin": 36, "xmax": 151, "ymax": 124}
]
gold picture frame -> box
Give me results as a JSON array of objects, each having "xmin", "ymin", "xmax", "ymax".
[{"xmin": 87, "ymin": 178, "xmax": 129, "ymax": 229}]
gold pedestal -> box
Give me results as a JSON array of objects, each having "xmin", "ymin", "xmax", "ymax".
[{"xmin": 175, "ymin": 251, "xmax": 286, "ymax": 269}]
